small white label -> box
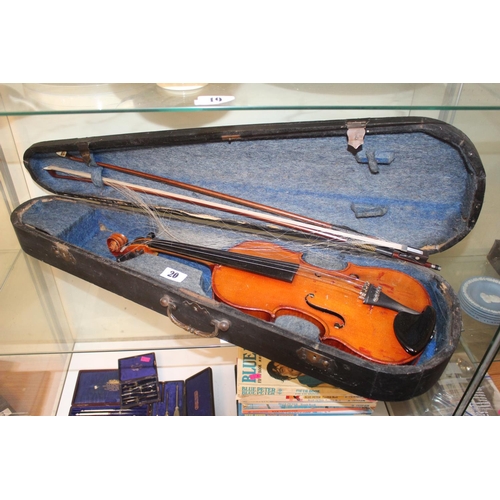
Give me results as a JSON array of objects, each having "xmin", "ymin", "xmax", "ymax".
[
  {"xmin": 160, "ymin": 267, "xmax": 188, "ymax": 283},
  {"xmin": 194, "ymin": 95, "xmax": 235, "ymax": 105}
]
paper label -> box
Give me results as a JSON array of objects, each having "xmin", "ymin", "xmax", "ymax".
[
  {"xmin": 194, "ymin": 95, "xmax": 235, "ymax": 105},
  {"xmin": 160, "ymin": 267, "xmax": 188, "ymax": 283}
]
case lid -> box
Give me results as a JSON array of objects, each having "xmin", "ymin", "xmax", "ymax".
[
  {"xmin": 185, "ymin": 367, "xmax": 215, "ymax": 416},
  {"xmin": 22, "ymin": 117, "xmax": 485, "ymax": 257},
  {"xmin": 71, "ymin": 369, "xmax": 121, "ymax": 406}
]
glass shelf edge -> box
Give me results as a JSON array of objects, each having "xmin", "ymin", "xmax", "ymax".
[
  {"xmin": 3, "ymin": 105, "xmax": 500, "ymax": 117},
  {"xmin": 0, "ymin": 339, "xmax": 236, "ymax": 357}
]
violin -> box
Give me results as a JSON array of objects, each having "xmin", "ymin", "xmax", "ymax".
[{"xmin": 107, "ymin": 233, "xmax": 436, "ymax": 365}]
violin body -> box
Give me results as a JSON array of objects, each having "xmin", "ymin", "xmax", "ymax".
[{"xmin": 211, "ymin": 241, "xmax": 434, "ymax": 364}]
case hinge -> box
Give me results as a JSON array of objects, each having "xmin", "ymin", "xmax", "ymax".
[
  {"xmin": 297, "ymin": 347, "xmax": 333, "ymax": 371},
  {"xmin": 221, "ymin": 134, "xmax": 241, "ymax": 143}
]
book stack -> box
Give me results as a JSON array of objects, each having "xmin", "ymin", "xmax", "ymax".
[{"xmin": 236, "ymin": 348, "xmax": 377, "ymax": 416}]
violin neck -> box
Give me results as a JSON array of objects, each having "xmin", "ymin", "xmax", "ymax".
[{"xmin": 146, "ymin": 239, "xmax": 299, "ymax": 282}]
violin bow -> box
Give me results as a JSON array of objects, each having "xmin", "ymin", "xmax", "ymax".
[
  {"xmin": 56, "ymin": 152, "xmax": 339, "ymax": 232},
  {"xmin": 45, "ymin": 161, "xmax": 440, "ymax": 271}
]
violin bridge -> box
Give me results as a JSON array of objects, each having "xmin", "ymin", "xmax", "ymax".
[
  {"xmin": 358, "ymin": 282, "xmax": 375, "ymax": 302},
  {"xmin": 362, "ymin": 283, "xmax": 419, "ymax": 315}
]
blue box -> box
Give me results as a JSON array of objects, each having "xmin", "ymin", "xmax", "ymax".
[
  {"xmin": 69, "ymin": 369, "xmax": 150, "ymax": 415},
  {"xmin": 151, "ymin": 368, "xmax": 214, "ymax": 416},
  {"xmin": 118, "ymin": 353, "xmax": 160, "ymax": 408}
]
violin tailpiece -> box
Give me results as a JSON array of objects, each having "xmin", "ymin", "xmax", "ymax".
[{"xmin": 394, "ymin": 306, "xmax": 436, "ymax": 355}]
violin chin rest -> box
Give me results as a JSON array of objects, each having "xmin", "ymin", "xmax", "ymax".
[{"xmin": 393, "ymin": 305, "xmax": 436, "ymax": 356}]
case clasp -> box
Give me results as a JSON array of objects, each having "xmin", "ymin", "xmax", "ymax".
[{"xmin": 346, "ymin": 121, "xmax": 367, "ymax": 150}]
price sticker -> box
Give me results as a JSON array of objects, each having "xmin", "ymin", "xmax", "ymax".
[
  {"xmin": 194, "ymin": 95, "xmax": 235, "ymax": 105},
  {"xmin": 160, "ymin": 267, "xmax": 188, "ymax": 283}
]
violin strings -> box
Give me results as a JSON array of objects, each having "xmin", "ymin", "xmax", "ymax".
[
  {"xmin": 141, "ymin": 236, "xmax": 368, "ymax": 298},
  {"xmin": 100, "ymin": 179, "xmax": 373, "ymax": 299}
]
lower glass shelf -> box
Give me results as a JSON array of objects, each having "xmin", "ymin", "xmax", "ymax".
[
  {"xmin": 2, "ymin": 335, "xmax": 499, "ymax": 416},
  {"xmin": 387, "ymin": 343, "xmax": 500, "ymax": 416},
  {"xmin": 56, "ymin": 340, "xmax": 239, "ymax": 416}
]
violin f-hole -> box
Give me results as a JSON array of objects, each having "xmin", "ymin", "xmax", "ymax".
[{"xmin": 305, "ymin": 293, "xmax": 345, "ymax": 329}]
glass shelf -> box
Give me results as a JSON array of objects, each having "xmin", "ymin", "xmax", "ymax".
[
  {"xmin": 1, "ymin": 82, "xmax": 499, "ymax": 415},
  {"xmin": 2, "ymin": 83, "xmax": 500, "ymax": 116}
]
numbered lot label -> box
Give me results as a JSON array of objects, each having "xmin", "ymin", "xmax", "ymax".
[{"xmin": 160, "ymin": 267, "xmax": 188, "ymax": 283}]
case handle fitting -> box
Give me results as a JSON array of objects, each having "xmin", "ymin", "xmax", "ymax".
[{"xmin": 159, "ymin": 295, "xmax": 231, "ymax": 338}]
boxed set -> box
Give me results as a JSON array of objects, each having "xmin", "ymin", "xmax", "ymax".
[
  {"xmin": 69, "ymin": 354, "xmax": 214, "ymax": 416},
  {"xmin": 11, "ymin": 116, "xmax": 486, "ymax": 401}
]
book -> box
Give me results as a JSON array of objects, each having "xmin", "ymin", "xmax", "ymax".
[
  {"xmin": 237, "ymin": 402, "xmax": 373, "ymax": 416},
  {"xmin": 236, "ymin": 348, "xmax": 376, "ymax": 415}
]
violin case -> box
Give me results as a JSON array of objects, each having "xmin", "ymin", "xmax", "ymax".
[{"xmin": 11, "ymin": 116, "xmax": 486, "ymax": 401}]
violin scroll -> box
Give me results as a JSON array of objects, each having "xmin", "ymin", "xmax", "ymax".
[
  {"xmin": 107, "ymin": 232, "xmax": 157, "ymax": 261},
  {"xmin": 107, "ymin": 233, "xmax": 129, "ymax": 257}
]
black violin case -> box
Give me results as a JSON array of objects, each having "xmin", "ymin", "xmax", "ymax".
[{"xmin": 11, "ymin": 117, "xmax": 486, "ymax": 401}]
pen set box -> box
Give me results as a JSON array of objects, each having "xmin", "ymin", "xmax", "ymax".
[
  {"xmin": 119, "ymin": 352, "xmax": 160, "ymax": 408},
  {"xmin": 151, "ymin": 368, "xmax": 215, "ymax": 416},
  {"xmin": 12, "ymin": 117, "xmax": 485, "ymax": 401},
  {"xmin": 69, "ymin": 356, "xmax": 214, "ymax": 415},
  {"xmin": 69, "ymin": 369, "xmax": 150, "ymax": 416}
]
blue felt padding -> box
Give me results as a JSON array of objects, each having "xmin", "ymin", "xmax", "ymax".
[
  {"xmin": 164, "ymin": 381, "xmax": 184, "ymax": 416},
  {"xmin": 151, "ymin": 382, "xmax": 167, "ymax": 416},
  {"xmin": 118, "ymin": 352, "xmax": 157, "ymax": 382},
  {"xmin": 356, "ymin": 151, "xmax": 395, "ymax": 164},
  {"xmin": 72, "ymin": 369, "xmax": 121, "ymax": 405},
  {"xmin": 120, "ymin": 366, "xmax": 157, "ymax": 381},
  {"xmin": 21, "ymin": 200, "xmax": 214, "ymax": 296}
]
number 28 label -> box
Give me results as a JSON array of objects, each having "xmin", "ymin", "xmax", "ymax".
[{"xmin": 160, "ymin": 267, "xmax": 188, "ymax": 283}]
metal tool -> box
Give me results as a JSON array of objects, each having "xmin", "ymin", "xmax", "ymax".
[{"xmin": 174, "ymin": 384, "xmax": 180, "ymax": 416}]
